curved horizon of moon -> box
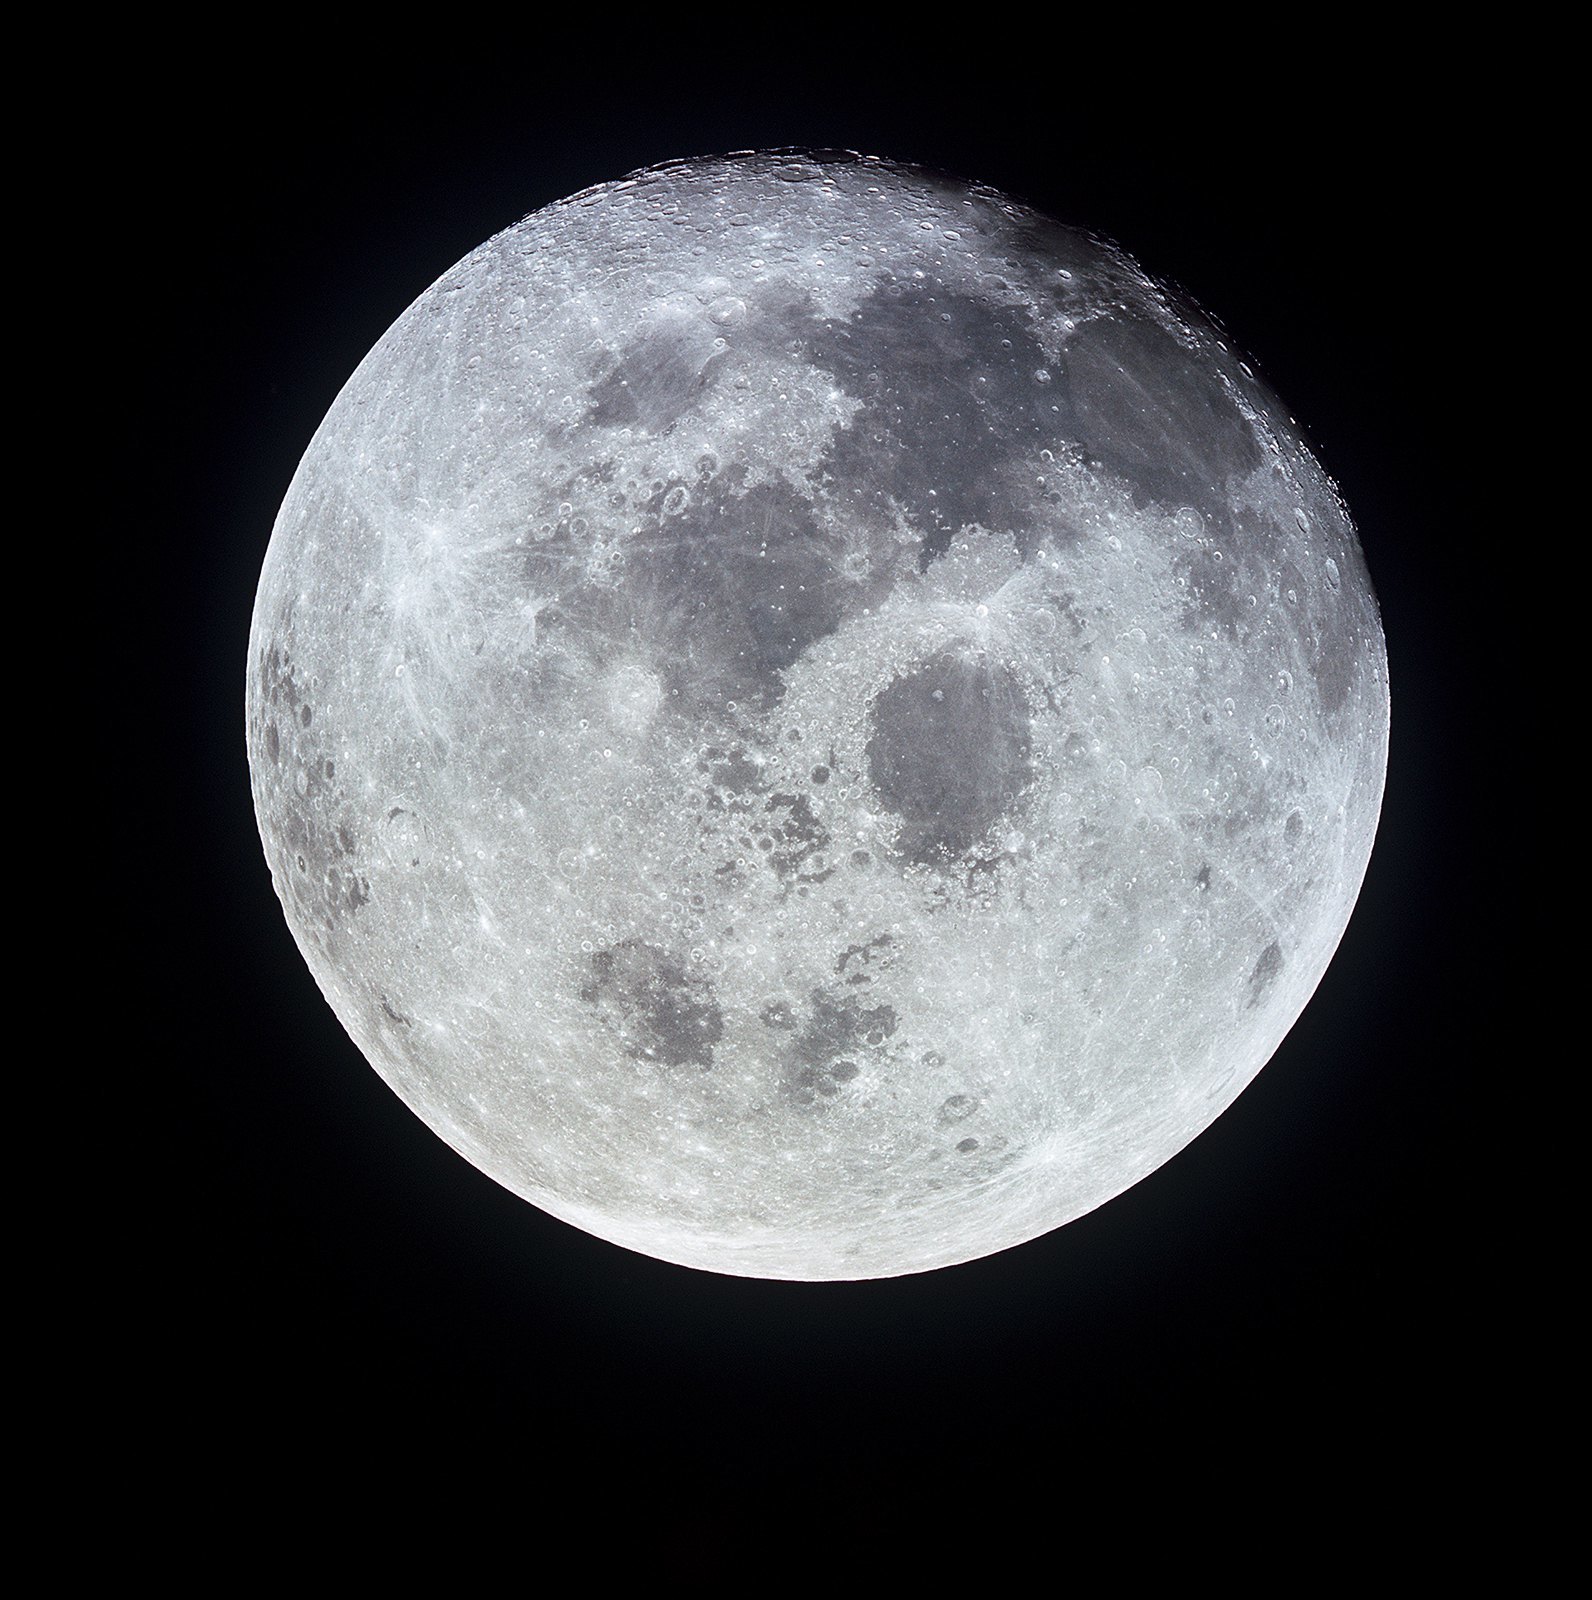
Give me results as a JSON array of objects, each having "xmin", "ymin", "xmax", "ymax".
[{"xmin": 246, "ymin": 151, "xmax": 1388, "ymax": 1280}]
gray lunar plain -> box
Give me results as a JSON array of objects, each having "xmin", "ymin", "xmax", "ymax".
[{"xmin": 246, "ymin": 151, "xmax": 1389, "ymax": 1279}]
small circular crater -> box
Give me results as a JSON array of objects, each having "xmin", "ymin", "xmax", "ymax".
[{"xmin": 938, "ymin": 1094, "xmax": 977, "ymax": 1123}]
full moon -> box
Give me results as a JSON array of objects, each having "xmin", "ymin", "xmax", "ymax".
[{"xmin": 246, "ymin": 151, "xmax": 1388, "ymax": 1280}]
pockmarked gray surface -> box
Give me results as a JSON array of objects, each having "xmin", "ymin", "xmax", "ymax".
[{"xmin": 247, "ymin": 152, "xmax": 1388, "ymax": 1278}]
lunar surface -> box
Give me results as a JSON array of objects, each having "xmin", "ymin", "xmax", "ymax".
[{"xmin": 246, "ymin": 151, "xmax": 1388, "ymax": 1279}]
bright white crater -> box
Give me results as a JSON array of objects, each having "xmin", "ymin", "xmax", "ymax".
[{"xmin": 246, "ymin": 151, "xmax": 1388, "ymax": 1279}]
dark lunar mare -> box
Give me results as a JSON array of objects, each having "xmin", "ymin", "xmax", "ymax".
[
  {"xmin": 581, "ymin": 940, "xmax": 725, "ymax": 1069},
  {"xmin": 1060, "ymin": 311, "xmax": 1263, "ymax": 527},
  {"xmin": 800, "ymin": 283, "xmax": 1069, "ymax": 567},
  {"xmin": 533, "ymin": 464, "xmax": 856, "ymax": 712},
  {"xmin": 866, "ymin": 651, "xmax": 1035, "ymax": 863}
]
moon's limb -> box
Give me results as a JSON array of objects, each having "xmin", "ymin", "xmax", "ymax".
[{"xmin": 246, "ymin": 152, "xmax": 1388, "ymax": 1279}]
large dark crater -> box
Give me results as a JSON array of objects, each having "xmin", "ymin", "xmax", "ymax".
[{"xmin": 866, "ymin": 649, "xmax": 1035, "ymax": 864}]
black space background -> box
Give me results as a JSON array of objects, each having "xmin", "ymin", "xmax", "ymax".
[{"xmin": 122, "ymin": 43, "xmax": 1505, "ymax": 1486}]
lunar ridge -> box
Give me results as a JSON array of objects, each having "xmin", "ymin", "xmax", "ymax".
[{"xmin": 247, "ymin": 151, "xmax": 1388, "ymax": 1279}]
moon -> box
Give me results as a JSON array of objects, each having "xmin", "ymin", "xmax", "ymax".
[{"xmin": 245, "ymin": 150, "xmax": 1388, "ymax": 1280}]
